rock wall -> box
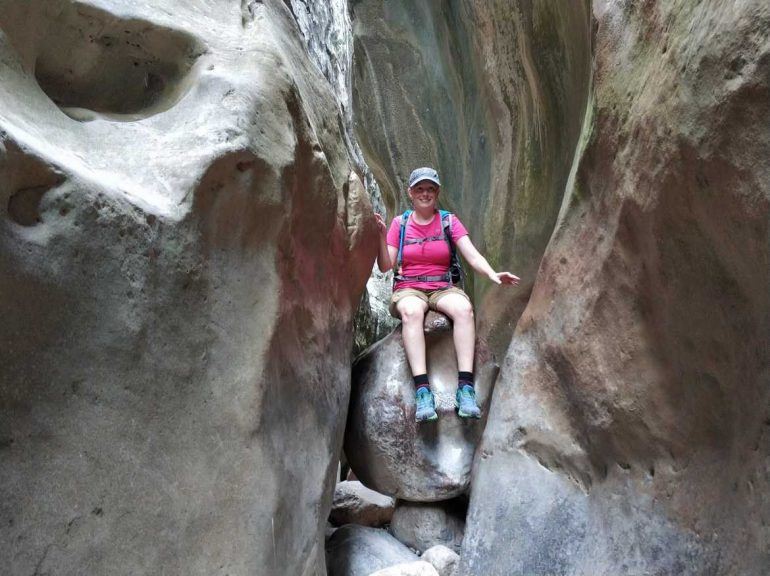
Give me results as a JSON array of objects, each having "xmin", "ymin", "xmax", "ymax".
[
  {"xmin": 287, "ymin": 0, "xmax": 393, "ymax": 354},
  {"xmin": 462, "ymin": 2, "xmax": 770, "ymax": 575},
  {"xmin": 350, "ymin": 0, "xmax": 592, "ymax": 355},
  {"xmin": 3, "ymin": 1, "xmax": 768, "ymax": 574},
  {"xmin": 0, "ymin": 1, "xmax": 376, "ymax": 575}
]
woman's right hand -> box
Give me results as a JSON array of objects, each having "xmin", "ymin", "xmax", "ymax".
[{"xmin": 374, "ymin": 213, "xmax": 387, "ymax": 236}]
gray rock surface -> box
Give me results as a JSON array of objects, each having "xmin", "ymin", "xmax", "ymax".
[
  {"xmin": 346, "ymin": 312, "xmax": 498, "ymax": 501},
  {"xmin": 330, "ymin": 480, "xmax": 395, "ymax": 527},
  {"xmin": 287, "ymin": 0, "xmax": 383, "ymax": 212},
  {"xmin": 353, "ymin": 267, "xmax": 399, "ymax": 357},
  {"xmin": 420, "ymin": 546, "xmax": 459, "ymax": 576},
  {"xmin": 390, "ymin": 500, "xmax": 465, "ymax": 554},
  {"xmin": 368, "ymin": 561, "xmax": 440, "ymax": 576},
  {"xmin": 421, "ymin": 546, "xmax": 459, "ymax": 576},
  {"xmin": 0, "ymin": 1, "xmax": 377, "ymax": 575},
  {"xmin": 461, "ymin": 2, "xmax": 770, "ymax": 575},
  {"xmin": 326, "ymin": 525, "xmax": 418, "ymax": 576}
]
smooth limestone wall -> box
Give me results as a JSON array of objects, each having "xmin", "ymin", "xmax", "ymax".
[
  {"xmin": 462, "ymin": 2, "xmax": 770, "ymax": 574},
  {"xmin": 0, "ymin": 1, "xmax": 377, "ymax": 574}
]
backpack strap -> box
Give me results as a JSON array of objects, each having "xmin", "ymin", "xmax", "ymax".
[
  {"xmin": 439, "ymin": 210, "xmax": 454, "ymax": 286},
  {"xmin": 439, "ymin": 210, "xmax": 452, "ymax": 241},
  {"xmin": 394, "ymin": 209, "xmax": 465, "ymax": 288},
  {"xmin": 440, "ymin": 210, "xmax": 465, "ymax": 289},
  {"xmin": 396, "ymin": 209, "xmax": 413, "ymax": 273}
]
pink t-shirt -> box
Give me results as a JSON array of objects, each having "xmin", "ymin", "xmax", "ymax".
[{"xmin": 386, "ymin": 212, "xmax": 469, "ymax": 290}]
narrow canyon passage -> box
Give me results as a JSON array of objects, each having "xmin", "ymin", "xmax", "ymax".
[{"xmin": 1, "ymin": 2, "xmax": 768, "ymax": 576}]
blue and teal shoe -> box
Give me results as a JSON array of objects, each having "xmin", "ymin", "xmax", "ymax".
[
  {"xmin": 456, "ymin": 384, "xmax": 481, "ymax": 419},
  {"xmin": 415, "ymin": 387, "xmax": 438, "ymax": 422}
]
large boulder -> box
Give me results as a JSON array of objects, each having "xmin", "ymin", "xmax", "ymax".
[
  {"xmin": 390, "ymin": 500, "xmax": 465, "ymax": 554},
  {"xmin": 461, "ymin": 2, "xmax": 770, "ymax": 575},
  {"xmin": 345, "ymin": 312, "xmax": 498, "ymax": 501},
  {"xmin": 326, "ymin": 525, "xmax": 418, "ymax": 576},
  {"xmin": 0, "ymin": 1, "xmax": 377, "ymax": 575}
]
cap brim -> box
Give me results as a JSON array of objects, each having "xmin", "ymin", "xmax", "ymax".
[{"xmin": 409, "ymin": 177, "xmax": 441, "ymax": 188}]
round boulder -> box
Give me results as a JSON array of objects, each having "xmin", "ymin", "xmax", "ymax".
[
  {"xmin": 345, "ymin": 311, "xmax": 498, "ymax": 501},
  {"xmin": 326, "ymin": 525, "xmax": 418, "ymax": 576},
  {"xmin": 421, "ymin": 545, "xmax": 460, "ymax": 576},
  {"xmin": 390, "ymin": 500, "xmax": 465, "ymax": 554}
]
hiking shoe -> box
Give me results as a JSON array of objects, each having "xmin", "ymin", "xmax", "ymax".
[
  {"xmin": 415, "ymin": 387, "xmax": 438, "ymax": 422},
  {"xmin": 456, "ymin": 384, "xmax": 481, "ymax": 419}
]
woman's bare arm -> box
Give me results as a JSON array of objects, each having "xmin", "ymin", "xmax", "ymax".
[
  {"xmin": 455, "ymin": 235, "xmax": 520, "ymax": 285},
  {"xmin": 375, "ymin": 213, "xmax": 399, "ymax": 273}
]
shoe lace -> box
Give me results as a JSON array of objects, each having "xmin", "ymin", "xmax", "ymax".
[{"xmin": 458, "ymin": 386, "xmax": 476, "ymax": 406}]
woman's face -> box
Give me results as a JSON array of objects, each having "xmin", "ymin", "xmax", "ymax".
[{"xmin": 408, "ymin": 180, "xmax": 439, "ymax": 211}]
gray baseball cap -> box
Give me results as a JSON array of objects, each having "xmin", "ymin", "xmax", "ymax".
[{"xmin": 408, "ymin": 166, "xmax": 441, "ymax": 188}]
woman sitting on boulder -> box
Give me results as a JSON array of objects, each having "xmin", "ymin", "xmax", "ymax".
[{"xmin": 375, "ymin": 167, "xmax": 520, "ymax": 422}]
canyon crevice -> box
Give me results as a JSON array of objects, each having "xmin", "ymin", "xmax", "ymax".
[{"xmin": 1, "ymin": 1, "xmax": 768, "ymax": 575}]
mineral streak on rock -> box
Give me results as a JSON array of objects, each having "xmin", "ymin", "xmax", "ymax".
[
  {"xmin": 462, "ymin": 2, "xmax": 770, "ymax": 575},
  {"xmin": 0, "ymin": 1, "xmax": 377, "ymax": 575}
]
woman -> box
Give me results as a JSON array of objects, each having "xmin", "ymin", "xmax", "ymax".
[{"xmin": 375, "ymin": 167, "xmax": 520, "ymax": 422}]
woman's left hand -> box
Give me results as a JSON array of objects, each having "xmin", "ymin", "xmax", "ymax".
[{"xmin": 488, "ymin": 271, "xmax": 520, "ymax": 285}]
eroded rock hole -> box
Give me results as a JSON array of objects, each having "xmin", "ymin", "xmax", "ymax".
[
  {"xmin": 2, "ymin": 143, "xmax": 64, "ymax": 227},
  {"xmin": 8, "ymin": 186, "xmax": 49, "ymax": 226},
  {"xmin": 0, "ymin": 1, "xmax": 205, "ymax": 121}
]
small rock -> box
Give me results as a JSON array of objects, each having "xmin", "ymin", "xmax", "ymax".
[
  {"xmin": 421, "ymin": 545, "xmax": 459, "ymax": 576},
  {"xmin": 390, "ymin": 500, "xmax": 465, "ymax": 554},
  {"xmin": 330, "ymin": 480, "xmax": 395, "ymax": 527},
  {"xmin": 326, "ymin": 525, "xmax": 418, "ymax": 576},
  {"xmin": 368, "ymin": 560, "xmax": 440, "ymax": 576}
]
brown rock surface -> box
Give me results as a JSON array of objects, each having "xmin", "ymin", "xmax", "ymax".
[
  {"xmin": 462, "ymin": 2, "xmax": 770, "ymax": 575},
  {"xmin": 0, "ymin": 1, "xmax": 377, "ymax": 575}
]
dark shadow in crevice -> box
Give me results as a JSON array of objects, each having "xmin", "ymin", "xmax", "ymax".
[{"xmin": 0, "ymin": 0, "xmax": 206, "ymax": 122}]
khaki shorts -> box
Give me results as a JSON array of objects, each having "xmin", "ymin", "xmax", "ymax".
[{"xmin": 389, "ymin": 286, "xmax": 471, "ymax": 318}]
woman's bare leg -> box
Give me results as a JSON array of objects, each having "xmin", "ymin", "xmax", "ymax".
[
  {"xmin": 435, "ymin": 293, "xmax": 475, "ymax": 372},
  {"xmin": 396, "ymin": 296, "xmax": 429, "ymax": 376}
]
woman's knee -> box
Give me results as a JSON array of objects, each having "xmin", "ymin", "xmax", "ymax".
[
  {"xmin": 438, "ymin": 296, "xmax": 474, "ymax": 322},
  {"xmin": 399, "ymin": 303, "xmax": 427, "ymax": 324},
  {"xmin": 454, "ymin": 302, "xmax": 474, "ymax": 322}
]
